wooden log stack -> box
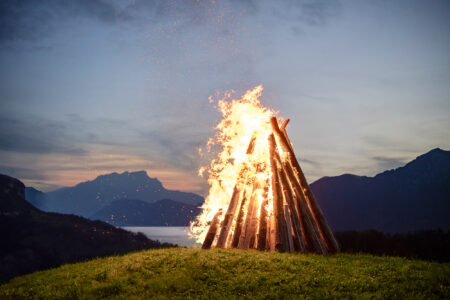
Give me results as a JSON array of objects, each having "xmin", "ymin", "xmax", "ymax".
[{"xmin": 201, "ymin": 117, "xmax": 339, "ymax": 254}]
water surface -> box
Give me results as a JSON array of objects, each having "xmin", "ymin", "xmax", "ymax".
[{"xmin": 123, "ymin": 226, "xmax": 200, "ymax": 247}]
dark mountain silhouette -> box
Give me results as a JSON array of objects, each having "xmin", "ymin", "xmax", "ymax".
[
  {"xmin": 91, "ymin": 198, "xmax": 201, "ymax": 226},
  {"xmin": 1, "ymin": 175, "xmax": 36, "ymax": 213},
  {"xmin": 311, "ymin": 148, "xmax": 450, "ymax": 233},
  {"xmin": 29, "ymin": 171, "xmax": 203, "ymax": 218},
  {"xmin": 0, "ymin": 174, "xmax": 171, "ymax": 282}
]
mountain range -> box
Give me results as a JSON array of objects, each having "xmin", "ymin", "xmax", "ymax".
[
  {"xmin": 311, "ymin": 148, "xmax": 450, "ymax": 232},
  {"xmin": 24, "ymin": 148, "xmax": 450, "ymax": 232},
  {"xmin": 26, "ymin": 170, "xmax": 204, "ymax": 223}
]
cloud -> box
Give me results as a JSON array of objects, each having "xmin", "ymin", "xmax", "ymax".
[
  {"xmin": 138, "ymin": 120, "xmax": 205, "ymax": 171},
  {"xmin": 0, "ymin": 112, "xmax": 131, "ymax": 156},
  {"xmin": 371, "ymin": 156, "xmax": 407, "ymax": 172},
  {"xmin": 0, "ymin": 0, "xmax": 122, "ymax": 45},
  {"xmin": 0, "ymin": 0, "xmax": 230, "ymax": 46},
  {"xmin": 22, "ymin": 180, "xmax": 61, "ymax": 191},
  {"xmin": 0, "ymin": 0, "xmax": 340, "ymax": 47},
  {"xmin": 0, "ymin": 116, "xmax": 86, "ymax": 155},
  {"xmin": 362, "ymin": 135, "xmax": 398, "ymax": 150},
  {"xmin": 269, "ymin": 0, "xmax": 340, "ymax": 26},
  {"xmin": 299, "ymin": 157, "xmax": 321, "ymax": 167},
  {"xmin": 0, "ymin": 109, "xmax": 205, "ymax": 172},
  {"xmin": 0, "ymin": 165, "xmax": 49, "ymax": 181}
]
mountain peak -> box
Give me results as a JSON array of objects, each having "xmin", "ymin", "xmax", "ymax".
[
  {"xmin": 91, "ymin": 170, "xmax": 159, "ymax": 184},
  {"xmin": 42, "ymin": 170, "xmax": 204, "ymax": 217},
  {"xmin": 122, "ymin": 170, "xmax": 149, "ymax": 177},
  {"xmin": 401, "ymin": 147, "xmax": 450, "ymax": 171},
  {"xmin": 420, "ymin": 147, "xmax": 448, "ymax": 157}
]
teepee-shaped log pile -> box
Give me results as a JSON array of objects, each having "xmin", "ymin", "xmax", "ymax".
[{"xmin": 202, "ymin": 117, "xmax": 339, "ymax": 254}]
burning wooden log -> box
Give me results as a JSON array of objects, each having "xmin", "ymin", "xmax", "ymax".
[
  {"xmin": 280, "ymin": 119, "xmax": 294, "ymax": 153},
  {"xmin": 246, "ymin": 134, "xmax": 257, "ymax": 154},
  {"xmin": 281, "ymin": 118, "xmax": 290, "ymax": 130},
  {"xmin": 246, "ymin": 194, "xmax": 260, "ymax": 249},
  {"xmin": 269, "ymin": 134, "xmax": 289, "ymax": 252},
  {"xmin": 257, "ymin": 199, "xmax": 268, "ymax": 250},
  {"xmin": 200, "ymin": 116, "xmax": 337, "ymax": 255},
  {"xmin": 270, "ymin": 117, "xmax": 339, "ymax": 254},
  {"xmin": 283, "ymin": 161, "xmax": 328, "ymax": 254},
  {"xmin": 269, "ymin": 214, "xmax": 276, "ymax": 251},
  {"xmin": 215, "ymin": 133, "xmax": 258, "ymax": 249},
  {"xmin": 294, "ymin": 194, "xmax": 321, "ymax": 253},
  {"xmin": 265, "ymin": 217, "xmax": 271, "ymax": 250},
  {"xmin": 231, "ymin": 190, "xmax": 247, "ymax": 248},
  {"xmin": 284, "ymin": 205, "xmax": 294, "ymax": 252},
  {"xmin": 202, "ymin": 209, "xmax": 223, "ymax": 249},
  {"xmin": 238, "ymin": 183, "xmax": 259, "ymax": 248},
  {"xmin": 216, "ymin": 186, "xmax": 241, "ymax": 248},
  {"xmin": 278, "ymin": 165, "xmax": 307, "ymax": 253}
]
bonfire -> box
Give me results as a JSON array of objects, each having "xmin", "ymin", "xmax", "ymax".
[{"xmin": 190, "ymin": 86, "xmax": 338, "ymax": 254}]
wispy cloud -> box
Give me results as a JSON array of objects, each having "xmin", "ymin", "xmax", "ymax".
[
  {"xmin": 0, "ymin": 165, "xmax": 49, "ymax": 181},
  {"xmin": 371, "ymin": 156, "xmax": 408, "ymax": 172},
  {"xmin": 0, "ymin": 0, "xmax": 120, "ymax": 45},
  {"xmin": 0, "ymin": 116, "xmax": 86, "ymax": 155},
  {"xmin": 298, "ymin": 157, "xmax": 321, "ymax": 168},
  {"xmin": 270, "ymin": 0, "xmax": 340, "ymax": 26},
  {"xmin": 137, "ymin": 120, "xmax": 205, "ymax": 171},
  {"xmin": 0, "ymin": 0, "xmax": 340, "ymax": 47}
]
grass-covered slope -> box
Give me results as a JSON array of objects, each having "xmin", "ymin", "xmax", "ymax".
[{"xmin": 1, "ymin": 248, "xmax": 448, "ymax": 299}]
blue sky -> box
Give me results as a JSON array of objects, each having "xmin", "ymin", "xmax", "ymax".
[{"xmin": 0, "ymin": 0, "xmax": 449, "ymax": 194}]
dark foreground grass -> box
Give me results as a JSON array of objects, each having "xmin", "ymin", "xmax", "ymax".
[{"xmin": 0, "ymin": 248, "xmax": 448, "ymax": 299}]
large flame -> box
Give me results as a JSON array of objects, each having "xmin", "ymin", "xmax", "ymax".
[{"xmin": 190, "ymin": 85, "xmax": 280, "ymax": 244}]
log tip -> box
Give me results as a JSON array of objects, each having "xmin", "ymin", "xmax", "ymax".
[
  {"xmin": 281, "ymin": 119, "xmax": 290, "ymax": 130},
  {"xmin": 270, "ymin": 116, "xmax": 278, "ymax": 127}
]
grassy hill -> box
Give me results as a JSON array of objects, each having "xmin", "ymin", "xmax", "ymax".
[
  {"xmin": 0, "ymin": 174, "xmax": 168, "ymax": 282},
  {"xmin": 1, "ymin": 248, "xmax": 448, "ymax": 299}
]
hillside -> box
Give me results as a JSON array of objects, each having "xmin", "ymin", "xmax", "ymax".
[
  {"xmin": 90, "ymin": 198, "xmax": 201, "ymax": 226},
  {"xmin": 27, "ymin": 170, "xmax": 204, "ymax": 218},
  {"xmin": 0, "ymin": 248, "xmax": 448, "ymax": 298},
  {"xmin": 311, "ymin": 148, "xmax": 450, "ymax": 232},
  {"xmin": 0, "ymin": 174, "xmax": 169, "ymax": 282}
]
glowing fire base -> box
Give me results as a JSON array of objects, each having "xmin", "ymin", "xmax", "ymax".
[{"xmin": 201, "ymin": 117, "xmax": 339, "ymax": 254}]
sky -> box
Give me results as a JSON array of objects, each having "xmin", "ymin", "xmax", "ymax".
[{"xmin": 0, "ymin": 0, "xmax": 449, "ymax": 195}]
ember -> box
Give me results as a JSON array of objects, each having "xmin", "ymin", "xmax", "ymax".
[{"xmin": 190, "ymin": 86, "xmax": 338, "ymax": 254}]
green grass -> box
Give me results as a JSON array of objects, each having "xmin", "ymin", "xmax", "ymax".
[{"xmin": 0, "ymin": 248, "xmax": 448, "ymax": 299}]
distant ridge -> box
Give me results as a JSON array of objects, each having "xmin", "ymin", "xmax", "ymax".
[
  {"xmin": 27, "ymin": 171, "xmax": 204, "ymax": 218},
  {"xmin": 311, "ymin": 148, "xmax": 450, "ymax": 232}
]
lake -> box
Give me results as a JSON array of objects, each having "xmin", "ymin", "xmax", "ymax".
[{"xmin": 122, "ymin": 226, "xmax": 201, "ymax": 247}]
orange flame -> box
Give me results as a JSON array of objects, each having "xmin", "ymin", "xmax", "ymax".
[{"xmin": 190, "ymin": 85, "xmax": 280, "ymax": 244}]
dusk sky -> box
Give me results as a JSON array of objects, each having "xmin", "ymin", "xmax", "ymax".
[{"xmin": 0, "ymin": 0, "xmax": 449, "ymax": 195}]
